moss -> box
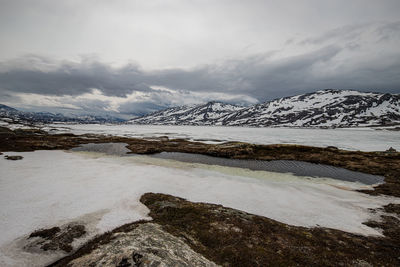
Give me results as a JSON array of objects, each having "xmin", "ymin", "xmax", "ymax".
[
  {"xmin": 2, "ymin": 128, "xmax": 400, "ymax": 265},
  {"xmin": 2, "ymin": 128, "xmax": 399, "ymax": 197},
  {"xmin": 48, "ymin": 193, "xmax": 400, "ymax": 266},
  {"xmin": 29, "ymin": 224, "xmax": 86, "ymax": 253},
  {"xmin": 139, "ymin": 193, "xmax": 400, "ymax": 267},
  {"xmin": 29, "ymin": 227, "xmax": 60, "ymax": 239}
]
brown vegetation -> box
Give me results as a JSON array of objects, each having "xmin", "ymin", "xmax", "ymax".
[
  {"xmin": 28, "ymin": 224, "xmax": 86, "ymax": 253},
  {"xmin": 49, "ymin": 193, "xmax": 400, "ymax": 266},
  {"xmin": 1, "ymin": 126, "xmax": 399, "ymax": 197},
  {"xmin": 2, "ymin": 126, "xmax": 399, "ymax": 266}
]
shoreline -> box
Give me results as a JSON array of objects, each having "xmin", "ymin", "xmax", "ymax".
[
  {"xmin": 1, "ymin": 126, "xmax": 399, "ymax": 197},
  {"xmin": 1, "ymin": 126, "xmax": 400, "ymax": 266}
]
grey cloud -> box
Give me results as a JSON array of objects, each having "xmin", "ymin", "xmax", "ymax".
[
  {"xmin": 375, "ymin": 21, "xmax": 400, "ymax": 42},
  {"xmin": 299, "ymin": 24, "xmax": 369, "ymax": 45},
  {"xmin": 0, "ymin": 55, "xmax": 153, "ymax": 97},
  {"xmin": 299, "ymin": 21, "xmax": 400, "ymax": 48},
  {"xmin": 118, "ymin": 102, "xmax": 170, "ymax": 116},
  {"xmin": 1, "ymin": 24, "xmax": 400, "ymax": 113}
]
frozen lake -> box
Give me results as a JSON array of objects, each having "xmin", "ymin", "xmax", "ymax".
[
  {"xmin": 46, "ymin": 124, "xmax": 400, "ymax": 152},
  {"xmin": 1, "ymin": 123, "xmax": 399, "ymax": 266},
  {"xmin": 72, "ymin": 143, "xmax": 385, "ymax": 185},
  {"xmin": 1, "ymin": 150, "xmax": 399, "ymax": 266}
]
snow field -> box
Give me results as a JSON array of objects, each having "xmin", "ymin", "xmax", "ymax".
[{"xmin": 46, "ymin": 124, "xmax": 400, "ymax": 151}]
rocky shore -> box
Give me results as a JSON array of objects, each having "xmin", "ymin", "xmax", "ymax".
[
  {"xmin": 49, "ymin": 193, "xmax": 400, "ymax": 266},
  {"xmin": 1, "ymin": 126, "xmax": 399, "ymax": 197}
]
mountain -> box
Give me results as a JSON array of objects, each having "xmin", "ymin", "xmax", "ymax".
[
  {"xmin": 129, "ymin": 90, "xmax": 400, "ymax": 127},
  {"xmin": 0, "ymin": 104, "xmax": 18, "ymax": 113},
  {"xmin": 0, "ymin": 104, "xmax": 125, "ymax": 124},
  {"xmin": 129, "ymin": 101, "xmax": 244, "ymax": 125},
  {"xmin": 3, "ymin": 90, "xmax": 400, "ymax": 127}
]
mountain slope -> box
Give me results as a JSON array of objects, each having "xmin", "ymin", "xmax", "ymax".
[
  {"xmin": 0, "ymin": 104, "xmax": 125, "ymax": 124},
  {"xmin": 220, "ymin": 90, "xmax": 400, "ymax": 127},
  {"xmin": 130, "ymin": 90, "xmax": 400, "ymax": 127},
  {"xmin": 129, "ymin": 101, "xmax": 244, "ymax": 125}
]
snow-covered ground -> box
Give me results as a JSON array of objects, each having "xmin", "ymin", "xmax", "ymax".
[
  {"xmin": 1, "ymin": 150, "xmax": 399, "ymax": 266},
  {"xmin": 45, "ymin": 124, "xmax": 400, "ymax": 151}
]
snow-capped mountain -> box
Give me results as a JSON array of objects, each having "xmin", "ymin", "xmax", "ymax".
[
  {"xmin": 129, "ymin": 101, "xmax": 244, "ymax": 125},
  {"xmin": 130, "ymin": 90, "xmax": 400, "ymax": 127},
  {"xmin": 0, "ymin": 104, "xmax": 125, "ymax": 124},
  {"xmin": 220, "ymin": 90, "xmax": 400, "ymax": 127}
]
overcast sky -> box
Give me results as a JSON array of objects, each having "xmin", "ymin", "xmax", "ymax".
[{"xmin": 0, "ymin": 0, "xmax": 400, "ymax": 115}]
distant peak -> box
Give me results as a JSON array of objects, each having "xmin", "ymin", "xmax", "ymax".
[
  {"xmin": 205, "ymin": 101, "xmax": 223, "ymax": 105},
  {"xmin": 0, "ymin": 104, "xmax": 18, "ymax": 111}
]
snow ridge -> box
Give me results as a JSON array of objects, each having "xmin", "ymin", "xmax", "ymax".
[
  {"xmin": 129, "ymin": 90, "xmax": 400, "ymax": 127},
  {"xmin": 129, "ymin": 101, "xmax": 244, "ymax": 125},
  {"xmin": 0, "ymin": 105, "xmax": 124, "ymax": 124}
]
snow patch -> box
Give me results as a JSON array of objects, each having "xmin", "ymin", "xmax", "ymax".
[{"xmin": 1, "ymin": 150, "xmax": 399, "ymax": 266}]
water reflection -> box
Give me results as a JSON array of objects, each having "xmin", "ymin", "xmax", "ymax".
[
  {"xmin": 153, "ymin": 152, "xmax": 384, "ymax": 185},
  {"xmin": 71, "ymin": 143, "xmax": 384, "ymax": 185}
]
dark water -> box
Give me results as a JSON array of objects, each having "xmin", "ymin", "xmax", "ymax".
[
  {"xmin": 71, "ymin": 143, "xmax": 131, "ymax": 156},
  {"xmin": 71, "ymin": 143, "xmax": 384, "ymax": 185},
  {"xmin": 152, "ymin": 152, "xmax": 384, "ymax": 185}
]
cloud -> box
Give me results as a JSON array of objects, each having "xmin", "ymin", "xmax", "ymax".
[
  {"xmin": 0, "ymin": 21, "xmax": 400, "ymax": 115},
  {"xmin": 6, "ymin": 86, "xmax": 258, "ymax": 116},
  {"xmin": 0, "ymin": 55, "xmax": 152, "ymax": 97}
]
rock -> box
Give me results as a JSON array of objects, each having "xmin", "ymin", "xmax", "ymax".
[
  {"xmin": 116, "ymin": 253, "xmax": 143, "ymax": 267},
  {"xmin": 386, "ymin": 147, "xmax": 397, "ymax": 153},
  {"xmin": 352, "ymin": 259, "xmax": 373, "ymax": 267},
  {"xmin": 13, "ymin": 128, "xmax": 47, "ymax": 136},
  {"xmin": 0, "ymin": 126, "xmax": 15, "ymax": 134},
  {"xmin": 158, "ymin": 136, "xmax": 169, "ymax": 142},
  {"xmin": 139, "ymin": 193, "xmax": 400, "ymax": 267},
  {"xmin": 0, "ymin": 126, "xmax": 16, "ymax": 139},
  {"xmin": 52, "ymin": 193, "xmax": 400, "ymax": 266},
  {"xmin": 5, "ymin": 155, "xmax": 23, "ymax": 160},
  {"xmin": 26, "ymin": 224, "xmax": 86, "ymax": 253},
  {"xmin": 63, "ymin": 223, "xmax": 218, "ymax": 267},
  {"xmin": 29, "ymin": 227, "xmax": 60, "ymax": 239},
  {"xmin": 326, "ymin": 146, "xmax": 338, "ymax": 150}
]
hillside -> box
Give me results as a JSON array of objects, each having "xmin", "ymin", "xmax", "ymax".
[
  {"xmin": 129, "ymin": 101, "xmax": 244, "ymax": 125},
  {"xmin": 0, "ymin": 104, "xmax": 124, "ymax": 124},
  {"xmin": 130, "ymin": 90, "xmax": 400, "ymax": 127}
]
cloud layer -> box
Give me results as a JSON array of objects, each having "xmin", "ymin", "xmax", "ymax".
[{"xmin": 0, "ymin": 20, "xmax": 400, "ymax": 115}]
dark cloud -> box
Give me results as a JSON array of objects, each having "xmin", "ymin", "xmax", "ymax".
[
  {"xmin": 118, "ymin": 101, "xmax": 169, "ymax": 116},
  {"xmin": 1, "ymin": 44, "xmax": 399, "ymax": 107},
  {"xmin": 1, "ymin": 21, "xmax": 400, "ymax": 114},
  {"xmin": 0, "ymin": 56, "xmax": 153, "ymax": 97}
]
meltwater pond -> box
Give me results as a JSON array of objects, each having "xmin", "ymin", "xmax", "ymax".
[
  {"xmin": 71, "ymin": 143, "xmax": 384, "ymax": 185},
  {"xmin": 3, "ymin": 143, "xmax": 399, "ymax": 265},
  {"xmin": 71, "ymin": 142, "xmax": 131, "ymax": 155},
  {"xmin": 152, "ymin": 152, "xmax": 384, "ymax": 185}
]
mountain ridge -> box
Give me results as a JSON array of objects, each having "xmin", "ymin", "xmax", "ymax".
[
  {"xmin": 129, "ymin": 89, "xmax": 400, "ymax": 127},
  {"xmin": 129, "ymin": 101, "xmax": 244, "ymax": 125},
  {"xmin": 2, "ymin": 89, "xmax": 400, "ymax": 127},
  {"xmin": 0, "ymin": 104, "xmax": 125, "ymax": 124}
]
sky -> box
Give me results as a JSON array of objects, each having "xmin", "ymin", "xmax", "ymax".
[{"xmin": 0, "ymin": 0, "xmax": 400, "ymax": 116}]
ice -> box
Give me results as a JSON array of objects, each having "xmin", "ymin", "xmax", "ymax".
[
  {"xmin": 1, "ymin": 150, "xmax": 399, "ymax": 266},
  {"xmin": 45, "ymin": 124, "xmax": 400, "ymax": 151}
]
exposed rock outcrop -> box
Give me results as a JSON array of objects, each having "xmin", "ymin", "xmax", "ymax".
[
  {"xmin": 4, "ymin": 155, "xmax": 23, "ymax": 160},
  {"xmin": 49, "ymin": 193, "xmax": 400, "ymax": 267},
  {"xmin": 64, "ymin": 223, "xmax": 218, "ymax": 267},
  {"xmin": 1, "ymin": 127, "xmax": 400, "ymax": 197},
  {"xmin": 27, "ymin": 224, "xmax": 86, "ymax": 253}
]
